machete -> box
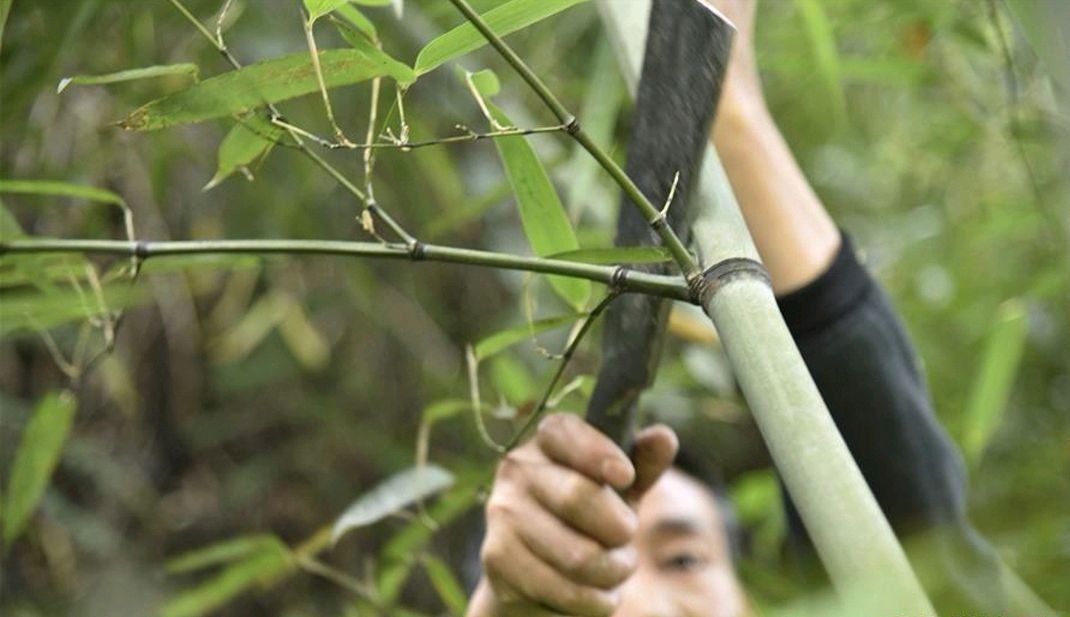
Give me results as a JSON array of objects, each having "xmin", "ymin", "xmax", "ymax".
[{"xmin": 586, "ymin": 0, "xmax": 735, "ymax": 449}]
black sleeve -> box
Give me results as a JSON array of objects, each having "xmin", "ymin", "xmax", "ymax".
[{"xmin": 775, "ymin": 233, "xmax": 1007, "ymax": 613}]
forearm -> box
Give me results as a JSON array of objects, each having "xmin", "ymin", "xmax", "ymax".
[{"xmin": 712, "ymin": 93, "xmax": 840, "ymax": 294}]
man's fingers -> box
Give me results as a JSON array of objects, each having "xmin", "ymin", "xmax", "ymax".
[
  {"xmin": 482, "ymin": 528, "xmax": 619, "ymax": 617},
  {"xmin": 524, "ymin": 459, "xmax": 637, "ymax": 548},
  {"xmin": 537, "ymin": 413, "xmax": 635, "ymax": 489},
  {"xmin": 511, "ymin": 494, "xmax": 637, "ymax": 589},
  {"xmin": 627, "ymin": 423, "xmax": 679, "ymax": 501}
]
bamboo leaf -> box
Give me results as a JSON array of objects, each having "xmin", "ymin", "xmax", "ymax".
[
  {"xmin": 0, "ymin": 0, "xmax": 11, "ymax": 51},
  {"xmin": 470, "ymin": 70, "xmax": 590, "ymax": 309},
  {"xmin": 1005, "ymin": 0, "xmax": 1070, "ymax": 94},
  {"xmin": 118, "ymin": 49, "xmax": 415, "ymax": 131},
  {"xmin": 549, "ymin": 246, "xmax": 671, "ymax": 265},
  {"xmin": 791, "ymin": 0, "xmax": 845, "ymax": 127},
  {"xmin": 474, "ymin": 313, "xmax": 582, "ymax": 361},
  {"xmin": 162, "ymin": 537, "xmax": 293, "ymax": 617},
  {"xmin": 961, "ymin": 299, "xmax": 1029, "ymax": 465},
  {"xmin": 414, "ymin": 0, "xmax": 588, "ymax": 76},
  {"xmin": 166, "ymin": 534, "xmax": 286, "ymax": 573},
  {"xmin": 0, "ymin": 179, "xmax": 125, "ymax": 207},
  {"xmin": 204, "ymin": 115, "xmax": 282, "ymax": 190},
  {"xmin": 277, "ymin": 302, "xmax": 330, "ymax": 371},
  {"xmin": 332, "ymin": 464, "xmax": 454, "ymax": 543},
  {"xmin": 376, "ymin": 474, "xmax": 481, "ymax": 603},
  {"xmin": 303, "ymin": 0, "xmax": 353, "ymax": 22},
  {"xmin": 333, "ymin": 5, "xmax": 378, "ymax": 45},
  {"xmin": 3, "ymin": 391, "xmax": 77, "ymax": 545},
  {"xmin": 0, "ymin": 285, "xmax": 146, "ymax": 338},
  {"xmin": 0, "ymin": 198, "xmax": 23, "ymax": 241},
  {"xmin": 422, "ymin": 554, "xmax": 468, "ymax": 615},
  {"xmin": 57, "ymin": 63, "xmax": 199, "ymax": 94}
]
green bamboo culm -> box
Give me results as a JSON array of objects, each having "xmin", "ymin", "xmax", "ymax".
[{"xmin": 597, "ymin": 1, "xmax": 935, "ymax": 614}]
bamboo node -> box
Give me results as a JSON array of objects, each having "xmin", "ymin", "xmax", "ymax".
[{"xmin": 697, "ymin": 257, "xmax": 771, "ymax": 305}]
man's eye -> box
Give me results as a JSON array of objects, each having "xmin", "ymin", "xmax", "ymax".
[{"xmin": 661, "ymin": 553, "xmax": 707, "ymax": 572}]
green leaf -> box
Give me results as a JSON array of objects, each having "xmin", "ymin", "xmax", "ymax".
[
  {"xmin": 421, "ymin": 399, "xmax": 469, "ymax": 424},
  {"xmin": 470, "ymin": 71, "xmax": 589, "ymax": 309},
  {"xmin": 303, "ymin": 0, "xmax": 352, "ymax": 22},
  {"xmin": 961, "ymin": 299, "xmax": 1029, "ymax": 465},
  {"xmin": 333, "ymin": 5, "xmax": 378, "ymax": 44},
  {"xmin": 3, "ymin": 391, "xmax": 77, "ymax": 545},
  {"xmin": 791, "ymin": 0, "xmax": 845, "ymax": 127},
  {"xmin": 1, "ymin": 0, "xmax": 15, "ymax": 51},
  {"xmin": 0, "ymin": 197, "xmax": 23, "ymax": 241},
  {"xmin": 414, "ymin": 0, "xmax": 588, "ymax": 76},
  {"xmin": 0, "ymin": 284, "xmax": 146, "ymax": 338},
  {"xmin": 422, "ymin": 554, "xmax": 468, "ymax": 615},
  {"xmin": 162, "ymin": 537, "xmax": 292, "ymax": 617},
  {"xmin": 0, "ymin": 179, "xmax": 125, "ymax": 207},
  {"xmin": 549, "ymin": 246, "xmax": 671, "ymax": 265},
  {"xmin": 204, "ymin": 115, "xmax": 282, "ymax": 190},
  {"xmin": 376, "ymin": 472, "xmax": 482, "ymax": 603},
  {"xmin": 474, "ymin": 313, "xmax": 582, "ymax": 361},
  {"xmin": 118, "ymin": 49, "xmax": 415, "ymax": 131},
  {"xmin": 1005, "ymin": 0, "xmax": 1070, "ymax": 94},
  {"xmin": 331, "ymin": 464, "xmax": 454, "ymax": 543},
  {"xmin": 57, "ymin": 63, "xmax": 199, "ymax": 94},
  {"xmin": 566, "ymin": 36, "xmax": 623, "ymax": 219},
  {"xmin": 166, "ymin": 535, "xmax": 286, "ymax": 573}
]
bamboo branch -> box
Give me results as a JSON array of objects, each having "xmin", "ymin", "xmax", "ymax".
[
  {"xmin": 0, "ymin": 238, "xmax": 693, "ymax": 302},
  {"xmin": 504, "ymin": 290, "xmax": 620, "ymax": 451},
  {"xmin": 445, "ymin": 0, "xmax": 702, "ymax": 285}
]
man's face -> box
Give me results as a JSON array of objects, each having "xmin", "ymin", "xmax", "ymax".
[{"xmin": 615, "ymin": 469, "xmax": 749, "ymax": 617}]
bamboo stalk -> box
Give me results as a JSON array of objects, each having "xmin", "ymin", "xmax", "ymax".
[
  {"xmin": 0, "ymin": 238, "xmax": 691, "ymax": 302},
  {"xmin": 597, "ymin": 2, "xmax": 935, "ymax": 613}
]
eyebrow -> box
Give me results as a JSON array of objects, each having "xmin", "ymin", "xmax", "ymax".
[{"xmin": 650, "ymin": 517, "xmax": 703, "ymax": 536}]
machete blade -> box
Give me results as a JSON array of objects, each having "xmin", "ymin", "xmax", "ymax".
[{"xmin": 586, "ymin": 0, "xmax": 735, "ymax": 449}]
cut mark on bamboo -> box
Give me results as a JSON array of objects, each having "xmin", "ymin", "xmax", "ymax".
[{"xmin": 694, "ymin": 257, "xmax": 770, "ymax": 305}]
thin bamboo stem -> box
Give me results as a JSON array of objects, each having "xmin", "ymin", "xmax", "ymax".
[
  {"xmin": 445, "ymin": 0, "xmax": 701, "ymax": 283},
  {"xmin": 0, "ymin": 238, "xmax": 692, "ymax": 302}
]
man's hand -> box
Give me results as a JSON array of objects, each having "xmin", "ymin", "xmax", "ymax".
[{"xmin": 467, "ymin": 414, "xmax": 678, "ymax": 617}]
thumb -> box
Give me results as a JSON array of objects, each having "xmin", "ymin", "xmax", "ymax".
[{"xmin": 626, "ymin": 424, "xmax": 679, "ymax": 503}]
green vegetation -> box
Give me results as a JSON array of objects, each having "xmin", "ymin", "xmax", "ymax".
[{"xmin": 1, "ymin": 0, "xmax": 1066, "ymax": 615}]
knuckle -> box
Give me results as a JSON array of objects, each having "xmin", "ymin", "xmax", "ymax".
[
  {"xmin": 480, "ymin": 536, "xmax": 507, "ymax": 572},
  {"xmin": 484, "ymin": 495, "xmax": 515, "ymax": 522},
  {"xmin": 561, "ymin": 475, "xmax": 592, "ymax": 513},
  {"xmin": 562, "ymin": 543, "xmax": 597, "ymax": 574}
]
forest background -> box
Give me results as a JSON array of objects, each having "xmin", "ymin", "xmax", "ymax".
[{"xmin": 1, "ymin": 0, "xmax": 1067, "ymax": 615}]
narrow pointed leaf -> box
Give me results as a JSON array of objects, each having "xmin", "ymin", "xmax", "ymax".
[
  {"xmin": 470, "ymin": 71, "xmax": 589, "ymax": 309},
  {"xmin": 0, "ymin": 198, "xmax": 23, "ymax": 241},
  {"xmin": 0, "ymin": 179, "xmax": 125, "ymax": 207},
  {"xmin": 303, "ymin": 0, "xmax": 353, "ymax": 22},
  {"xmin": 118, "ymin": 49, "xmax": 415, "ymax": 131},
  {"xmin": 3, "ymin": 391, "xmax": 77, "ymax": 545},
  {"xmin": 161, "ymin": 538, "xmax": 292, "ymax": 617},
  {"xmin": 334, "ymin": 5, "xmax": 378, "ymax": 43},
  {"xmin": 332, "ymin": 464, "xmax": 454, "ymax": 543},
  {"xmin": 791, "ymin": 0, "xmax": 845, "ymax": 126},
  {"xmin": 414, "ymin": 0, "xmax": 588, "ymax": 75},
  {"xmin": 423, "ymin": 554, "xmax": 468, "ymax": 615},
  {"xmin": 204, "ymin": 115, "xmax": 282, "ymax": 190},
  {"xmin": 166, "ymin": 535, "xmax": 286, "ymax": 573},
  {"xmin": 57, "ymin": 63, "xmax": 199, "ymax": 94},
  {"xmin": 961, "ymin": 299, "xmax": 1029, "ymax": 465},
  {"xmin": 474, "ymin": 313, "xmax": 582, "ymax": 361}
]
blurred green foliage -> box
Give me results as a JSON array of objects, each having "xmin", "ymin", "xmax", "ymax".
[{"xmin": 1, "ymin": 0, "xmax": 1067, "ymax": 615}]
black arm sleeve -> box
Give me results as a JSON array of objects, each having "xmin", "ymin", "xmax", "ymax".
[{"xmin": 775, "ymin": 234, "xmax": 1007, "ymax": 613}]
